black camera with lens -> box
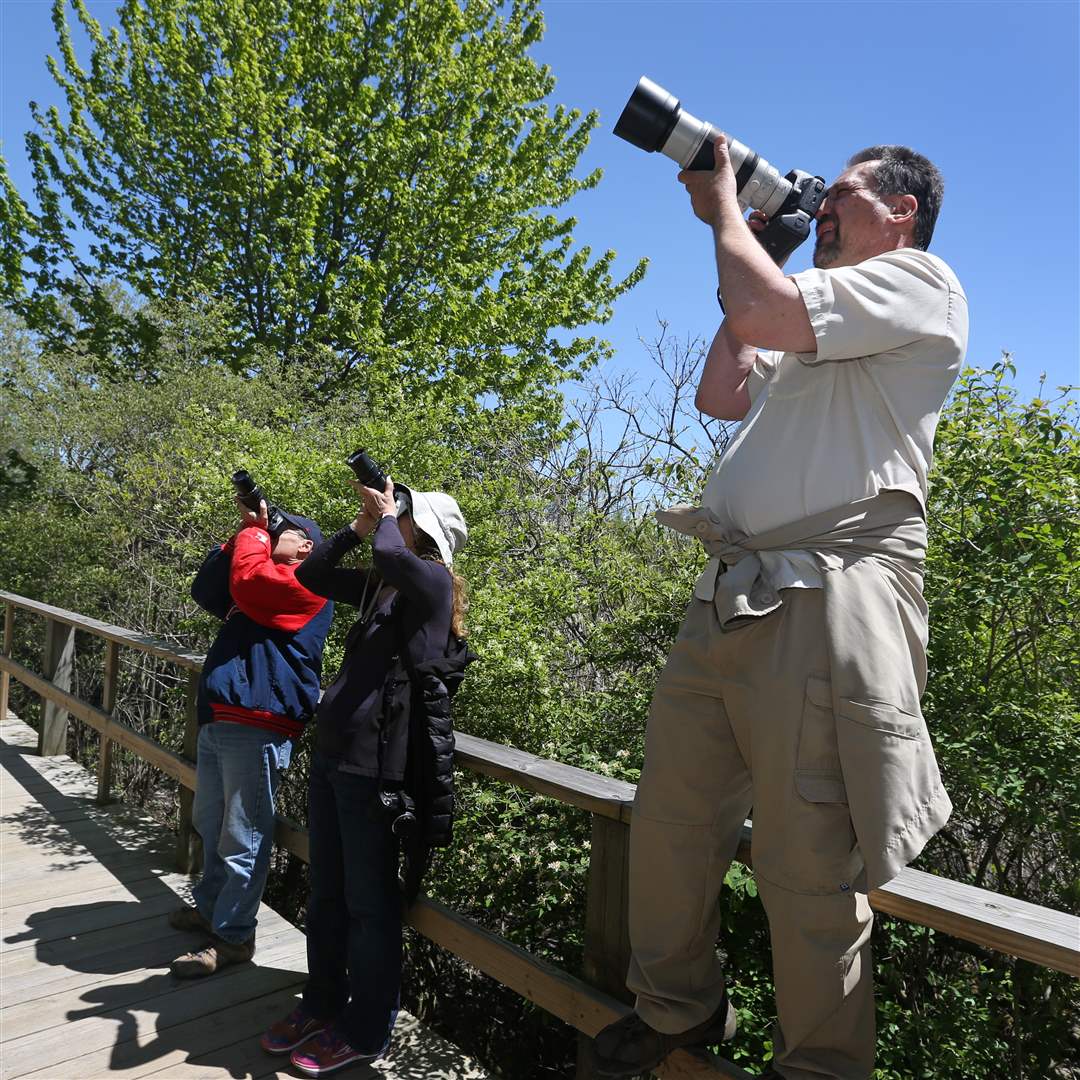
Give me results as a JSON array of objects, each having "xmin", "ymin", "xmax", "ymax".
[
  {"xmin": 614, "ymin": 76, "xmax": 826, "ymax": 265},
  {"xmin": 377, "ymin": 789, "xmax": 417, "ymax": 837},
  {"xmin": 346, "ymin": 449, "xmax": 411, "ymax": 518},
  {"xmin": 231, "ymin": 470, "xmax": 287, "ymax": 536},
  {"xmin": 346, "ymin": 449, "xmax": 388, "ymax": 492}
]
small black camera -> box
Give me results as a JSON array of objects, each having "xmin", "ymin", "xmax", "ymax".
[
  {"xmin": 346, "ymin": 450, "xmax": 411, "ymax": 517},
  {"xmin": 231, "ymin": 470, "xmax": 287, "ymax": 536},
  {"xmin": 377, "ymin": 789, "xmax": 417, "ymax": 837},
  {"xmin": 346, "ymin": 449, "xmax": 387, "ymax": 492}
]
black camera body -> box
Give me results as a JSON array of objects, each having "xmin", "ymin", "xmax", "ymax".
[
  {"xmin": 378, "ymin": 789, "xmax": 417, "ymax": 837},
  {"xmin": 231, "ymin": 470, "xmax": 287, "ymax": 536},
  {"xmin": 759, "ymin": 170, "xmax": 827, "ymax": 264}
]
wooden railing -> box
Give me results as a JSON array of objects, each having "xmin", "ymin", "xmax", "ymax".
[{"xmin": 1, "ymin": 589, "xmax": 1077, "ymax": 1080}]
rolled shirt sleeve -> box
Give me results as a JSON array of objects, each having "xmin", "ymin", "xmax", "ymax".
[{"xmin": 791, "ymin": 249, "xmax": 957, "ymax": 364}]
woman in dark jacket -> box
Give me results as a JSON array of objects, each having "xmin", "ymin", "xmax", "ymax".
[{"xmin": 259, "ymin": 476, "xmax": 468, "ymax": 1077}]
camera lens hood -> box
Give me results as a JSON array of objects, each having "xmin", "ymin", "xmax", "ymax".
[
  {"xmin": 614, "ymin": 76, "xmax": 682, "ymax": 153},
  {"xmin": 347, "ymin": 448, "xmax": 387, "ymax": 493},
  {"xmin": 231, "ymin": 469, "xmax": 256, "ymax": 496}
]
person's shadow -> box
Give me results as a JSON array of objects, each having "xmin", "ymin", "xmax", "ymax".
[
  {"xmin": 3, "ymin": 730, "xmax": 493, "ymax": 1079},
  {"xmin": 2, "ymin": 733, "xmax": 310, "ymax": 1077}
]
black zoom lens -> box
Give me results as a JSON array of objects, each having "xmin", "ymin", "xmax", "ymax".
[
  {"xmin": 231, "ymin": 469, "xmax": 263, "ymax": 512},
  {"xmin": 230, "ymin": 469, "xmax": 288, "ymax": 535},
  {"xmin": 346, "ymin": 449, "xmax": 387, "ymax": 491}
]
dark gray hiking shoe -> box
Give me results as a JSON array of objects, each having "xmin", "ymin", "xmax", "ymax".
[
  {"xmin": 170, "ymin": 934, "xmax": 254, "ymax": 978},
  {"xmin": 167, "ymin": 904, "xmax": 211, "ymax": 933},
  {"xmin": 589, "ymin": 993, "xmax": 737, "ymax": 1078}
]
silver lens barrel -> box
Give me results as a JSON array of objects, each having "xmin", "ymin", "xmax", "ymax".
[
  {"xmin": 613, "ymin": 77, "xmax": 792, "ymax": 219},
  {"xmin": 659, "ymin": 111, "xmax": 791, "ymax": 218},
  {"xmin": 725, "ymin": 138, "xmax": 790, "ymax": 218},
  {"xmin": 658, "ymin": 109, "xmax": 715, "ymax": 171}
]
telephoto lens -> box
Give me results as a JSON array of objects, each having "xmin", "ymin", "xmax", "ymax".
[
  {"xmin": 231, "ymin": 469, "xmax": 263, "ymax": 513},
  {"xmin": 614, "ymin": 76, "xmax": 792, "ymax": 219},
  {"xmin": 346, "ymin": 450, "xmax": 412, "ymax": 519},
  {"xmin": 230, "ymin": 469, "xmax": 286, "ymax": 535},
  {"xmin": 346, "ymin": 449, "xmax": 387, "ymax": 492}
]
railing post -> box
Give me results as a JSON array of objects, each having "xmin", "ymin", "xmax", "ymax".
[
  {"xmin": 0, "ymin": 601, "xmax": 13, "ymax": 723},
  {"xmin": 39, "ymin": 617, "xmax": 75, "ymax": 756},
  {"xmin": 577, "ymin": 812, "xmax": 634, "ymax": 1079},
  {"xmin": 96, "ymin": 640, "xmax": 119, "ymax": 804},
  {"xmin": 175, "ymin": 669, "xmax": 203, "ymax": 873}
]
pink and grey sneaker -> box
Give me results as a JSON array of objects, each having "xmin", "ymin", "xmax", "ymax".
[
  {"xmin": 290, "ymin": 1027, "xmax": 389, "ymax": 1076},
  {"xmin": 260, "ymin": 1004, "xmax": 327, "ymax": 1055}
]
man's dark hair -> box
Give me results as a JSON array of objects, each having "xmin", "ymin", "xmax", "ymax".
[{"xmin": 846, "ymin": 145, "xmax": 944, "ymax": 251}]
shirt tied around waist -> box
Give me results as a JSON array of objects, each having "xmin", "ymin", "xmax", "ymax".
[{"xmin": 656, "ymin": 489, "xmax": 926, "ymax": 631}]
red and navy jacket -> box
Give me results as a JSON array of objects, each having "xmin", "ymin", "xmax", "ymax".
[{"xmin": 191, "ymin": 525, "xmax": 334, "ymax": 737}]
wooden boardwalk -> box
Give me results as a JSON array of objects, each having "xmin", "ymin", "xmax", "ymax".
[{"xmin": 0, "ymin": 714, "xmax": 492, "ymax": 1080}]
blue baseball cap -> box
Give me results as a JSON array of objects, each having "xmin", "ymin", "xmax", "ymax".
[{"xmin": 275, "ymin": 511, "xmax": 323, "ymax": 545}]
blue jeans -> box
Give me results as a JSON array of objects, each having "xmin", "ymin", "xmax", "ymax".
[
  {"xmin": 303, "ymin": 751, "xmax": 401, "ymax": 1055},
  {"xmin": 191, "ymin": 721, "xmax": 292, "ymax": 944}
]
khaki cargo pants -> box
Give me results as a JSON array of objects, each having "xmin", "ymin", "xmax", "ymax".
[{"xmin": 627, "ymin": 588, "xmax": 875, "ymax": 1080}]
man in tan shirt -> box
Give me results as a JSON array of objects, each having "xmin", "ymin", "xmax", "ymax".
[{"xmin": 590, "ymin": 142, "xmax": 967, "ymax": 1079}]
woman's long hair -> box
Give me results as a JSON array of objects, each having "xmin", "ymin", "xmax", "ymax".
[{"xmin": 417, "ymin": 534, "xmax": 468, "ymax": 640}]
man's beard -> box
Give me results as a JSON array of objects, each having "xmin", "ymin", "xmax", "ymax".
[
  {"xmin": 814, "ymin": 236, "xmax": 841, "ymax": 268},
  {"xmin": 813, "ymin": 220, "xmax": 841, "ymax": 268}
]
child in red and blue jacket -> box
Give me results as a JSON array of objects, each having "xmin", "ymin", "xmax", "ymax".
[{"xmin": 169, "ymin": 500, "xmax": 333, "ymax": 978}]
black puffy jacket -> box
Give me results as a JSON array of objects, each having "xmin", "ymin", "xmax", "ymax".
[
  {"xmin": 381, "ymin": 633, "xmax": 474, "ymax": 902},
  {"xmin": 397, "ymin": 634, "xmax": 474, "ymax": 845}
]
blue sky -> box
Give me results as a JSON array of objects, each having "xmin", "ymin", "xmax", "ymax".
[
  {"xmin": 528, "ymin": 0, "xmax": 1080, "ymax": 400},
  {"xmin": 3, "ymin": 0, "xmax": 1078, "ymax": 400}
]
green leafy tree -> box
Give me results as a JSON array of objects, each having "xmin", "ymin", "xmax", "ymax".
[
  {"xmin": 1, "ymin": 0, "xmax": 643, "ymax": 400},
  {"xmin": 882, "ymin": 359, "xmax": 1080, "ymax": 1080}
]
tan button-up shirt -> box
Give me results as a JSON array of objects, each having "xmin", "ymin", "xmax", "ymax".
[{"xmin": 695, "ymin": 248, "xmax": 968, "ymax": 602}]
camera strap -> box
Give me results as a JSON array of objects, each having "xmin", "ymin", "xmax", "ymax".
[{"xmin": 356, "ymin": 571, "xmax": 383, "ymax": 630}]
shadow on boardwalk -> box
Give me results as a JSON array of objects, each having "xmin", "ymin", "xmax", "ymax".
[{"xmin": 1, "ymin": 719, "xmax": 492, "ymax": 1079}]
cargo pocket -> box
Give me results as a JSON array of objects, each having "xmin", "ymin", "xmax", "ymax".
[
  {"xmin": 775, "ymin": 676, "xmax": 858, "ymax": 893},
  {"xmin": 778, "ymin": 769, "xmax": 859, "ymax": 896},
  {"xmin": 796, "ymin": 674, "xmax": 842, "ymax": 773},
  {"xmin": 794, "ymin": 771, "xmax": 848, "ymax": 804}
]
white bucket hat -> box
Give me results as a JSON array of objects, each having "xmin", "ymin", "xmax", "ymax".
[{"xmin": 398, "ymin": 485, "xmax": 467, "ymax": 568}]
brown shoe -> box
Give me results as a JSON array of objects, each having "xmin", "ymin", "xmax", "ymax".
[
  {"xmin": 590, "ymin": 993, "xmax": 737, "ymax": 1078},
  {"xmin": 167, "ymin": 904, "xmax": 211, "ymax": 933},
  {"xmin": 170, "ymin": 934, "xmax": 255, "ymax": 978}
]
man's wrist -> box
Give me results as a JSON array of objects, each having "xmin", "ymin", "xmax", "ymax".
[{"xmin": 712, "ymin": 192, "xmax": 744, "ymax": 229}]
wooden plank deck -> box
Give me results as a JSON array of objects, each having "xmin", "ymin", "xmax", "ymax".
[{"xmin": 0, "ymin": 714, "xmax": 493, "ymax": 1080}]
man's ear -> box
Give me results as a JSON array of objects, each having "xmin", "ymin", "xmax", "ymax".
[
  {"xmin": 299, "ymin": 537, "xmax": 314, "ymax": 556},
  {"xmin": 889, "ymin": 193, "xmax": 918, "ymax": 227}
]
